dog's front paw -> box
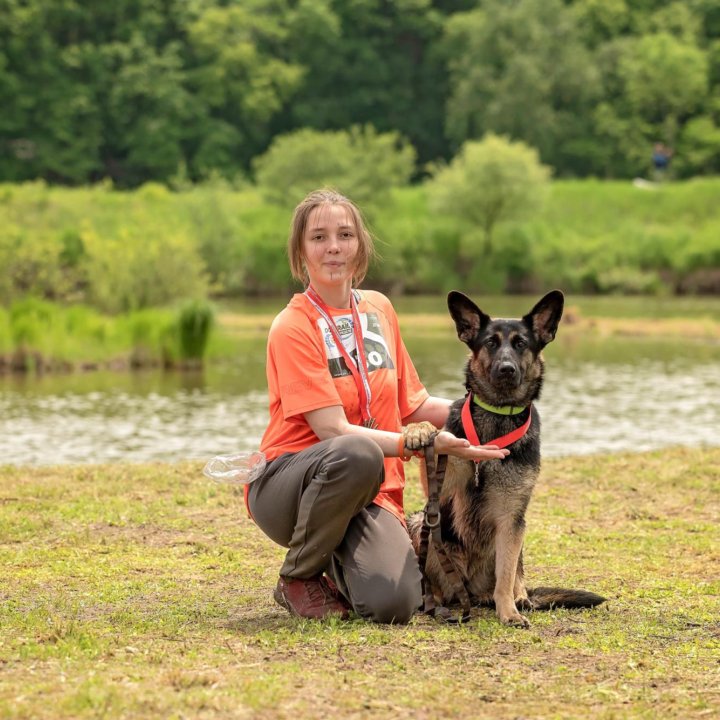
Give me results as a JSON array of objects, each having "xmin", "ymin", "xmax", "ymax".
[
  {"xmin": 402, "ymin": 421, "xmax": 439, "ymax": 451},
  {"xmin": 496, "ymin": 598, "xmax": 531, "ymax": 628},
  {"xmin": 502, "ymin": 613, "xmax": 530, "ymax": 629}
]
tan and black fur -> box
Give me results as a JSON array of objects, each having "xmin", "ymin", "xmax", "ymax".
[{"xmin": 407, "ymin": 290, "xmax": 606, "ymax": 627}]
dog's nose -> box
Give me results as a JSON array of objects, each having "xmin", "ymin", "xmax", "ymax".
[{"xmin": 498, "ymin": 362, "xmax": 517, "ymax": 377}]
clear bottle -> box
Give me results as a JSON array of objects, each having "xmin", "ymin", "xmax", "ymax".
[{"xmin": 203, "ymin": 451, "xmax": 267, "ymax": 485}]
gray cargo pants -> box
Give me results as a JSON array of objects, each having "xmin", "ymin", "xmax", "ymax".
[{"xmin": 247, "ymin": 435, "xmax": 422, "ymax": 624}]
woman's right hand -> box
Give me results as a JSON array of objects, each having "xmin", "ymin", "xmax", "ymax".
[{"xmin": 433, "ymin": 430, "xmax": 510, "ymax": 461}]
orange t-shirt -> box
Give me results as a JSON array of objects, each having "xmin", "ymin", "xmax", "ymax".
[{"xmin": 249, "ymin": 289, "xmax": 429, "ymax": 525}]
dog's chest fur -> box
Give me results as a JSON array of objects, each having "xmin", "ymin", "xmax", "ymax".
[{"xmin": 443, "ymin": 401, "xmax": 540, "ymax": 529}]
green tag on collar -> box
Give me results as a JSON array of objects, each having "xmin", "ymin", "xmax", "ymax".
[{"xmin": 472, "ymin": 395, "xmax": 527, "ymax": 415}]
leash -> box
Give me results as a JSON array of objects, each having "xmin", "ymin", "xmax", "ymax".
[{"xmin": 418, "ymin": 446, "xmax": 472, "ymax": 624}]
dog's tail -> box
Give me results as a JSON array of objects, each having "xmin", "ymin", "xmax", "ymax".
[{"xmin": 527, "ymin": 586, "xmax": 607, "ymax": 610}]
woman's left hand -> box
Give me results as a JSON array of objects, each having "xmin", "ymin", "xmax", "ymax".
[{"xmin": 433, "ymin": 430, "xmax": 510, "ymax": 461}]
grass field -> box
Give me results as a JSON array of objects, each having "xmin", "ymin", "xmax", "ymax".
[{"xmin": 1, "ymin": 447, "xmax": 718, "ymax": 719}]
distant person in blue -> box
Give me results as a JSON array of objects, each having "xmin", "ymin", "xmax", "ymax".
[{"xmin": 652, "ymin": 142, "xmax": 673, "ymax": 182}]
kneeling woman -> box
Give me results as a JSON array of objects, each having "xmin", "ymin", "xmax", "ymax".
[{"xmin": 246, "ymin": 189, "xmax": 508, "ymax": 623}]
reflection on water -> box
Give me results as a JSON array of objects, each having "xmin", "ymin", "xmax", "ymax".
[
  {"xmin": 0, "ymin": 347, "xmax": 270, "ymax": 466},
  {"xmin": 1, "ymin": 332, "xmax": 719, "ymax": 466}
]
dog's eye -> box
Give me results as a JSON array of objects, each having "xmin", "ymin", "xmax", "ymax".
[
  {"xmin": 514, "ymin": 338, "xmax": 528, "ymax": 350},
  {"xmin": 485, "ymin": 337, "xmax": 498, "ymax": 349}
]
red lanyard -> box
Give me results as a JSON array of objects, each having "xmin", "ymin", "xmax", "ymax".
[
  {"xmin": 304, "ymin": 286, "xmax": 377, "ymax": 428},
  {"xmin": 461, "ymin": 393, "xmax": 532, "ymax": 455}
]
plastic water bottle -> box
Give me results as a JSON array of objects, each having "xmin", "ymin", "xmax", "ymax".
[{"xmin": 203, "ymin": 451, "xmax": 267, "ymax": 485}]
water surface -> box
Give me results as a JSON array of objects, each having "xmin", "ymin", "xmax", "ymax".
[{"xmin": 2, "ymin": 327, "xmax": 718, "ymax": 466}]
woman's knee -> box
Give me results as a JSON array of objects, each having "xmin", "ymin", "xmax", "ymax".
[
  {"xmin": 325, "ymin": 435, "xmax": 384, "ymax": 496},
  {"xmin": 331, "ymin": 435, "xmax": 384, "ymax": 472},
  {"xmin": 348, "ymin": 554, "xmax": 422, "ymax": 624}
]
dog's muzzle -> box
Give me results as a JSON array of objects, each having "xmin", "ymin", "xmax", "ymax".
[{"xmin": 491, "ymin": 359, "xmax": 522, "ymax": 388}]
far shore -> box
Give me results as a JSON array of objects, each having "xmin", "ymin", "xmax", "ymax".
[{"xmin": 1, "ymin": 304, "xmax": 719, "ymax": 377}]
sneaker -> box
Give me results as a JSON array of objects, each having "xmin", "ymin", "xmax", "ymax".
[
  {"xmin": 321, "ymin": 574, "xmax": 354, "ymax": 610},
  {"xmin": 274, "ymin": 575, "xmax": 350, "ymax": 620},
  {"xmin": 321, "ymin": 574, "xmax": 343, "ymax": 600}
]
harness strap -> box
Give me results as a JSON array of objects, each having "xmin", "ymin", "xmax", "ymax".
[
  {"xmin": 419, "ymin": 446, "xmax": 471, "ymax": 624},
  {"xmin": 461, "ymin": 393, "xmax": 532, "ymax": 450}
]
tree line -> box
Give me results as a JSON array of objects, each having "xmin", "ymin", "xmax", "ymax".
[
  {"xmin": 3, "ymin": 177, "xmax": 719, "ymax": 314},
  {"xmin": 2, "ymin": 0, "xmax": 720, "ymax": 187}
]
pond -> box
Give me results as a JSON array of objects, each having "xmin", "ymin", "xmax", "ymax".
[{"xmin": 2, "ymin": 303, "xmax": 719, "ymax": 467}]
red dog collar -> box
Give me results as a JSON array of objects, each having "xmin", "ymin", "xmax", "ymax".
[{"xmin": 461, "ymin": 392, "xmax": 532, "ymax": 454}]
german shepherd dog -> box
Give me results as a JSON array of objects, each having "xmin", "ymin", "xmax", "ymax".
[{"xmin": 407, "ymin": 291, "xmax": 606, "ymax": 627}]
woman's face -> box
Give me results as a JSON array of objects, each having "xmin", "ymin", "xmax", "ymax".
[{"xmin": 302, "ymin": 203, "xmax": 359, "ymax": 292}]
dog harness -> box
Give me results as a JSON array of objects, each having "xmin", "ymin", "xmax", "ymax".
[
  {"xmin": 461, "ymin": 393, "xmax": 532, "ymax": 484},
  {"xmin": 461, "ymin": 392, "xmax": 532, "ymax": 449}
]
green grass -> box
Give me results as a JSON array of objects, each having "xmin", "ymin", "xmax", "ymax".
[{"xmin": 1, "ymin": 448, "xmax": 718, "ymax": 718}]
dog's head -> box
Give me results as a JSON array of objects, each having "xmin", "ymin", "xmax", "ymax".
[{"xmin": 447, "ymin": 290, "xmax": 564, "ymax": 406}]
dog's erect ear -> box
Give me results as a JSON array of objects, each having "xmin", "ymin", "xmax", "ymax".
[
  {"xmin": 523, "ymin": 290, "xmax": 564, "ymax": 348},
  {"xmin": 447, "ymin": 291, "xmax": 491, "ymax": 347}
]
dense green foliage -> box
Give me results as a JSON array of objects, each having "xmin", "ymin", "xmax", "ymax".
[
  {"xmin": 0, "ymin": 182, "xmax": 208, "ymax": 312},
  {"xmin": 1, "ymin": 178, "xmax": 719, "ymax": 306},
  {"xmin": 253, "ymin": 125, "xmax": 416, "ymax": 206},
  {"xmin": 2, "ymin": 0, "xmax": 720, "ymax": 185}
]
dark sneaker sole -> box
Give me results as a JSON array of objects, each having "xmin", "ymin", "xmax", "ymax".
[{"xmin": 273, "ymin": 586, "xmax": 294, "ymax": 614}]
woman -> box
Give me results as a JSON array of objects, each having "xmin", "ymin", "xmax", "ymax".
[{"xmin": 247, "ymin": 189, "xmax": 509, "ymax": 624}]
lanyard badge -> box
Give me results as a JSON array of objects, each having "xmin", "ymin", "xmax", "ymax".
[{"xmin": 304, "ymin": 287, "xmax": 377, "ymax": 429}]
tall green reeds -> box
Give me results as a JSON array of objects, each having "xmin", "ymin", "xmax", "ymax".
[
  {"xmin": 177, "ymin": 300, "xmax": 215, "ymax": 367},
  {"xmin": 128, "ymin": 309, "xmax": 174, "ymax": 369},
  {"xmin": 0, "ymin": 299, "xmax": 218, "ymax": 374},
  {"xmin": 8, "ymin": 298, "xmax": 62, "ymax": 371}
]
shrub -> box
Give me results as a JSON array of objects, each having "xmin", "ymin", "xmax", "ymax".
[
  {"xmin": 80, "ymin": 225, "xmax": 208, "ymax": 314},
  {"xmin": 253, "ymin": 125, "xmax": 416, "ymax": 207},
  {"xmin": 426, "ymin": 134, "xmax": 551, "ymax": 272}
]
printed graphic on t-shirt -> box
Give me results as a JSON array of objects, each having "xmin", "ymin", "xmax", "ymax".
[{"xmin": 317, "ymin": 312, "xmax": 395, "ymax": 378}]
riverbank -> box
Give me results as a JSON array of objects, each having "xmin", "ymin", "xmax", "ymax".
[
  {"xmin": 218, "ymin": 305, "xmax": 720, "ymax": 342},
  {"xmin": 1, "ymin": 447, "xmax": 718, "ymax": 718},
  {"xmin": 0, "ymin": 298, "xmax": 215, "ymax": 375}
]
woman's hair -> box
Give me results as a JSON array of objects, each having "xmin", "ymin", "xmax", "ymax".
[{"xmin": 288, "ymin": 189, "xmax": 375, "ymax": 286}]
